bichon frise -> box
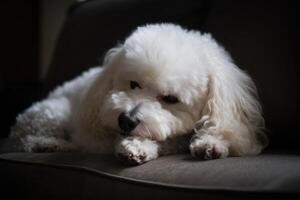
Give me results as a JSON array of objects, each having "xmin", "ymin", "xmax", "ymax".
[{"xmin": 7, "ymin": 24, "xmax": 267, "ymax": 165}]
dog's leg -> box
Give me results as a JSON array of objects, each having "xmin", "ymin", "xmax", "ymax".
[
  {"xmin": 115, "ymin": 134, "xmax": 193, "ymax": 165},
  {"xmin": 115, "ymin": 136, "xmax": 160, "ymax": 165},
  {"xmin": 189, "ymin": 129, "xmax": 229, "ymax": 160},
  {"xmin": 20, "ymin": 135, "xmax": 75, "ymax": 152},
  {"xmin": 7, "ymin": 67, "xmax": 102, "ymax": 152},
  {"xmin": 9, "ymin": 97, "xmax": 73, "ymax": 152}
]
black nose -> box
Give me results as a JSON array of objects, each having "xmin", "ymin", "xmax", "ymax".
[{"xmin": 118, "ymin": 112, "xmax": 140, "ymax": 133}]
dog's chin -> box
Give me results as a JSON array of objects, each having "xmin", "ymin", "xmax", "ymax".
[
  {"xmin": 117, "ymin": 130, "xmax": 155, "ymax": 140},
  {"xmin": 117, "ymin": 131, "xmax": 145, "ymax": 139},
  {"xmin": 119, "ymin": 131, "xmax": 130, "ymax": 137},
  {"xmin": 104, "ymin": 123, "xmax": 165, "ymax": 141},
  {"xmin": 104, "ymin": 127, "xmax": 146, "ymax": 139}
]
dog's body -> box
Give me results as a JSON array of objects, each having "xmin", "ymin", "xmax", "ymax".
[{"xmin": 7, "ymin": 24, "xmax": 267, "ymax": 164}]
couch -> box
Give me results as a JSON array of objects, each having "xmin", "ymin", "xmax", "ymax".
[{"xmin": 1, "ymin": 0, "xmax": 299, "ymax": 199}]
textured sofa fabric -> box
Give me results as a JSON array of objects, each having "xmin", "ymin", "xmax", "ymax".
[
  {"xmin": 1, "ymin": 0, "xmax": 300, "ymax": 199},
  {"xmin": 1, "ymin": 152, "xmax": 300, "ymax": 199}
]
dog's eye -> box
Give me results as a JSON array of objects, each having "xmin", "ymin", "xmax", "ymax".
[
  {"xmin": 162, "ymin": 95, "xmax": 179, "ymax": 104},
  {"xmin": 130, "ymin": 81, "xmax": 141, "ymax": 89}
]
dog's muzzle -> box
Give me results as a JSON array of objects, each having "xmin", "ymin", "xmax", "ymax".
[{"xmin": 118, "ymin": 112, "xmax": 140, "ymax": 135}]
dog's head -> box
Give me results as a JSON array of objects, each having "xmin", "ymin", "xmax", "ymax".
[{"xmin": 82, "ymin": 24, "xmax": 264, "ymax": 145}]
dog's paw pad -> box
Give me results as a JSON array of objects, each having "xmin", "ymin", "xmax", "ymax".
[
  {"xmin": 117, "ymin": 152, "xmax": 146, "ymax": 165},
  {"xmin": 192, "ymin": 147, "xmax": 222, "ymax": 160},
  {"xmin": 190, "ymin": 135, "xmax": 228, "ymax": 160}
]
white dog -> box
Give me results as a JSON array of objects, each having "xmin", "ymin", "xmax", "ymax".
[{"xmin": 7, "ymin": 24, "xmax": 267, "ymax": 165}]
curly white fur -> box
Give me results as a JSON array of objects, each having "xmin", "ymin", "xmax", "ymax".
[{"xmin": 5, "ymin": 23, "xmax": 267, "ymax": 164}]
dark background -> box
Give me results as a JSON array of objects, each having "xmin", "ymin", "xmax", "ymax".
[
  {"xmin": 0, "ymin": 0, "xmax": 40, "ymax": 138},
  {"xmin": 0, "ymin": 0, "xmax": 299, "ymax": 150}
]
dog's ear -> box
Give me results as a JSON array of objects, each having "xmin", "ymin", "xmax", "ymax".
[
  {"xmin": 102, "ymin": 45, "xmax": 123, "ymax": 67},
  {"xmin": 194, "ymin": 61, "xmax": 268, "ymax": 155},
  {"xmin": 76, "ymin": 46, "xmax": 124, "ymax": 133},
  {"xmin": 86, "ymin": 45, "xmax": 124, "ymax": 100},
  {"xmin": 89, "ymin": 45, "xmax": 123, "ymax": 95}
]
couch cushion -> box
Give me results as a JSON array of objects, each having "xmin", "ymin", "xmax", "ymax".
[{"xmin": 1, "ymin": 152, "xmax": 300, "ymax": 199}]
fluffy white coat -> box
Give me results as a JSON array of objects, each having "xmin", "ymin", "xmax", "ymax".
[{"xmin": 7, "ymin": 24, "xmax": 267, "ymax": 165}]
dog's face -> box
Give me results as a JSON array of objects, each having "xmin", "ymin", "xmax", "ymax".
[{"xmin": 96, "ymin": 24, "xmax": 211, "ymax": 141}]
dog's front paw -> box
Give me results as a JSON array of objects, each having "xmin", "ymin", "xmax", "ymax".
[
  {"xmin": 115, "ymin": 137, "xmax": 159, "ymax": 165},
  {"xmin": 190, "ymin": 134, "xmax": 229, "ymax": 160}
]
